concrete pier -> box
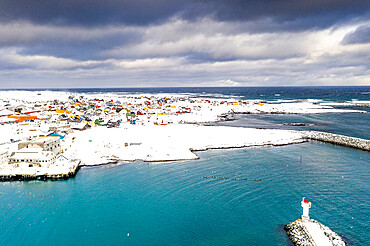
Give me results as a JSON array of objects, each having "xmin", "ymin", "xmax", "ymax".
[
  {"xmin": 0, "ymin": 159, "xmax": 80, "ymax": 181},
  {"xmin": 302, "ymin": 131, "xmax": 370, "ymax": 151}
]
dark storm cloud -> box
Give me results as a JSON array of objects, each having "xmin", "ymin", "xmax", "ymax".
[
  {"xmin": 0, "ymin": 0, "xmax": 369, "ymax": 29},
  {"xmin": 13, "ymin": 29, "xmax": 143, "ymax": 61},
  {"xmin": 0, "ymin": 0, "xmax": 188, "ymax": 26},
  {"xmin": 342, "ymin": 25, "xmax": 370, "ymax": 44},
  {"xmin": 195, "ymin": 0, "xmax": 370, "ymax": 22}
]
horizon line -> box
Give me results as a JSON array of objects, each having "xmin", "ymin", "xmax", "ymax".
[{"xmin": 0, "ymin": 85, "xmax": 369, "ymax": 90}]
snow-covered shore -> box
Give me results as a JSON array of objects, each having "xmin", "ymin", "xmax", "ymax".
[
  {"xmin": 0, "ymin": 90, "xmax": 367, "ymax": 171},
  {"xmin": 64, "ymin": 124, "xmax": 305, "ymax": 165}
]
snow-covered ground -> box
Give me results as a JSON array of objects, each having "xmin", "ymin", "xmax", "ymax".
[
  {"xmin": 320, "ymin": 100, "xmax": 370, "ymax": 107},
  {"xmin": 62, "ymin": 124, "xmax": 304, "ymax": 165}
]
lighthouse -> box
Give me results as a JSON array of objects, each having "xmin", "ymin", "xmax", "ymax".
[{"xmin": 301, "ymin": 197, "xmax": 311, "ymax": 222}]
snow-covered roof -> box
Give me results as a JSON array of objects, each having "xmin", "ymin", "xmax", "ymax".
[
  {"xmin": 0, "ymin": 109, "xmax": 14, "ymax": 116},
  {"xmin": 10, "ymin": 149, "xmax": 55, "ymax": 159},
  {"xmin": 0, "ymin": 117, "xmax": 17, "ymax": 123}
]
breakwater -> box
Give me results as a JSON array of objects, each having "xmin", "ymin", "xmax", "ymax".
[
  {"xmin": 302, "ymin": 131, "xmax": 370, "ymax": 151},
  {"xmin": 285, "ymin": 219, "xmax": 346, "ymax": 246},
  {"xmin": 285, "ymin": 219, "xmax": 315, "ymax": 245},
  {"xmin": 0, "ymin": 171, "xmax": 78, "ymax": 181}
]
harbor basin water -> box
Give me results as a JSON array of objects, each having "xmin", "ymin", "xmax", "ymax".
[{"xmin": 0, "ymin": 142, "xmax": 368, "ymax": 245}]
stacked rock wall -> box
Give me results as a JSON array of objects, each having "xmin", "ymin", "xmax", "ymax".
[
  {"xmin": 285, "ymin": 219, "xmax": 316, "ymax": 246},
  {"xmin": 302, "ymin": 131, "xmax": 370, "ymax": 151}
]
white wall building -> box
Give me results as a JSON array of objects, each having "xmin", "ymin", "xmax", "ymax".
[
  {"xmin": 8, "ymin": 149, "xmax": 56, "ymax": 168},
  {"xmin": 18, "ymin": 136, "xmax": 61, "ymax": 155},
  {"xmin": 0, "ymin": 150, "xmax": 8, "ymax": 165}
]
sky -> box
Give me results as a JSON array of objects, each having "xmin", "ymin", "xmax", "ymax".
[{"xmin": 0, "ymin": 0, "xmax": 369, "ymax": 88}]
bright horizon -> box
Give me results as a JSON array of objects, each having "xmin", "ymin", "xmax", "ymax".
[{"xmin": 0, "ymin": 85, "xmax": 369, "ymax": 90}]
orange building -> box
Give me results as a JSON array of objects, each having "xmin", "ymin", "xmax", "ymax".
[{"xmin": 8, "ymin": 115, "xmax": 37, "ymax": 121}]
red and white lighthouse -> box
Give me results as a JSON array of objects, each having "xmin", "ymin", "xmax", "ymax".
[{"xmin": 301, "ymin": 197, "xmax": 311, "ymax": 222}]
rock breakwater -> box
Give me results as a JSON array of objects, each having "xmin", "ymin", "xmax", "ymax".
[
  {"xmin": 285, "ymin": 219, "xmax": 346, "ymax": 246},
  {"xmin": 302, "ymin": 131, "xmax": 370, "ymax": 151},
  {"xmin": 285, "ymin": 219, "xmax": 315, "ymax": 246}
]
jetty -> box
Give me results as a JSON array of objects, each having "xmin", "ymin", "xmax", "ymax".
[
  {"xmin": 285, "ymin": 198, "xmax": 346, "ymax": 246},
  {"xmin": 302, "ymin": 131, "xmax": 370, "ymax": 151},
  {"xmin": 0, "ymin": 159, "xmax": 80, "ymax": 181},
  {"xmin": 286, "ymin": 219, "xmax": 346, "ymax": 246}
]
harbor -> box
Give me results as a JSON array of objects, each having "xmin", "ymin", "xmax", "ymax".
[
  {"xmin": 0, "ymin": 89, "xmax": 368, "ymax": 245},
  {"xmin": 0, "ymin": 0, "xmax": 368, "ymax": 242},
  {"xmin": 1, "ymin": 142, "xmax": 367, "ymax": 245}
]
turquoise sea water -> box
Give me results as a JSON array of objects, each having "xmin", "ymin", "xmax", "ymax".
[
  {"xmin": 0, "ymin": 87, "xmax": 369, "ymax": 245},
  {"xmin": 1, "ymin": 142, "xmax": 369, "ymax": 245}
]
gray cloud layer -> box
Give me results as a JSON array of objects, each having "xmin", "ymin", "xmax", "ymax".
[
  {"xmin": 342, "ymin": 24, "xmax": 370, "ymax": 44},
  {"xmin": 0, "ymin": 1, "xmax": 369, "ymax": 87},
  {"xmin": 1, "ymin": 0, "xmax": 369, "ymax": 28}
]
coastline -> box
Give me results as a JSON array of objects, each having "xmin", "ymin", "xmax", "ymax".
[
  {"xmin": 0, "ymin": 89, "xmax": 368, "ymax": 176},
  {"xmin": 63, "ymin": 125, "xmax": 306, "ymax": 166}
]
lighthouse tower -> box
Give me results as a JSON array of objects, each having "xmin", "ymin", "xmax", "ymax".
[{"xmin": 301, "ymin": 197, "xmax": 311, "ymax": 222}]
